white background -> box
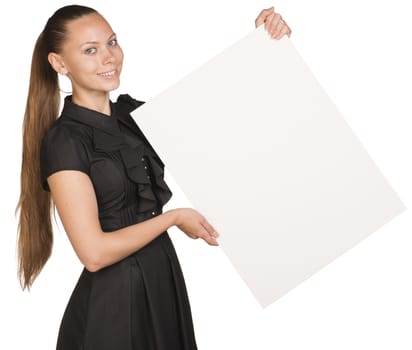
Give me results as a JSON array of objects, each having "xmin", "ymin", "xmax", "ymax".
[{"xmin": 1, "ymin": 0, "xmax": 411, "ymax": 349}]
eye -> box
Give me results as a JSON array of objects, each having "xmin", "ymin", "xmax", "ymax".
[
  {"xmin": 108, "ymin": 39, "xmax": 118, "ymax": 46},
  {"xmin": 85, "ymin": 47, "xmax": 96, "ymax": 55}
]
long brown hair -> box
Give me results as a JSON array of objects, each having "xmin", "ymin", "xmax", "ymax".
[{"xmin": 16, "ymin": 5, "xmax": 98, "ymax": 290}]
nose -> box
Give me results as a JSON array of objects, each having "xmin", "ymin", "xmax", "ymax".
[{"xmin": 102, "ymin": 46, "xmax": 115, "ymax": 65}]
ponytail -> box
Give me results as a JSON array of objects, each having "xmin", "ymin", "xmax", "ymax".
[
  {"xmin": 16, "ymin": 31, "xmax": 60, "ymax": 290},
  {"xmin": 15, "ymin": 5, "xmax": 98, "ymax": 290}
]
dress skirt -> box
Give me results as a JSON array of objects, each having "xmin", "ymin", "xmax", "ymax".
[{"xmin": 56, "ymin": 230, "xmax": 198, "ymax": 350}]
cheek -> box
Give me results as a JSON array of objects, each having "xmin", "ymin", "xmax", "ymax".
[
  {"xmin": 116, "ymin": 47, "xmax": 124, "ymax": 66},
  {"xmin": 69, "ymin": 57, "xmax": 98, "ymax": 76}
]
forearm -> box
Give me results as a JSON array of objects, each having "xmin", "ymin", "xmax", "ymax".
[
  {"xmin": 86, "ymin": 209, "xmax": 178, "ymax": 272},
  {"xmin": 48, "ymin": 145, "xmax": 218, "ymax": 274}
]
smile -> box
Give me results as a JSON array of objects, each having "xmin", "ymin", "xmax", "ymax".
[{"xmin": 97, "ymin": 70, "xmax": 117, "ymax": 77}]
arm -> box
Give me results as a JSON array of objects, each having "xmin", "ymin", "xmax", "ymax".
[{"xmin": 48, "ymin": 170, "xmax": 219, "ymax": 272}]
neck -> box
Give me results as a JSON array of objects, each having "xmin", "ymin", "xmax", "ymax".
[{"xmin": 72, "ymin": 91, "xmax": 111, "ymax": 116}]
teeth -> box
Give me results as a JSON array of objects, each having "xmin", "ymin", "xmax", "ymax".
[{"xmin": 99, "ymin": 70, "xmax": 115, "ymax": 77}]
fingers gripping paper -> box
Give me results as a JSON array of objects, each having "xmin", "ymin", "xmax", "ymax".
[{"xmin": 132, "ymin": 25, "xmax": 406, "ymax": 308}]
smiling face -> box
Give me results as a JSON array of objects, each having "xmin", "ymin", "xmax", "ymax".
[{"xmin": 51, "ymin": 12, "xmax": 123, "ymax": 102}]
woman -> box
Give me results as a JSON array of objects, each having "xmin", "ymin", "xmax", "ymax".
[{"xmin": 16, "ymin": 4, "xmax": 291, "ymax": 349}]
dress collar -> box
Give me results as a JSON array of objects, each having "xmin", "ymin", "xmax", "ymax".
[
  {"xmin": 60, "ymin": 95, "xmax": 120, "ymax": 135},
  {"xmin": 60, "ymin": 94, "xmax": 145, "ymax": 136}
]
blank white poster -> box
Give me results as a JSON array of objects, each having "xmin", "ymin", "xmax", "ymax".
[{"xmin": 131, "ymin": 24, "xmax": 406, "ymax": 308}]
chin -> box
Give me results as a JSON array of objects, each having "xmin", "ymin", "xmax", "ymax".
[{"xmin": 102, "ymin": 80, "xmax": 121, "ymax": 92}]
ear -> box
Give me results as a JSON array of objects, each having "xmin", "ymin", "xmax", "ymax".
[{"xmin": 48, "ymin": 52, "xmax": 68, "ymax": 75}]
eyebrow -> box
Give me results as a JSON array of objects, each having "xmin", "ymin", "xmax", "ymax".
[{"xmin": 81, "ymin": 32, "xmax": 116, "ymax": 46}]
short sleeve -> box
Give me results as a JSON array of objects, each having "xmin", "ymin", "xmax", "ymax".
[{"xmin": 40, "ymin": 125, "xmax": 90, "ymax": 192}]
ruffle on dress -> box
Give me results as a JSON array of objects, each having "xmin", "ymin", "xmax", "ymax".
[{"xmin": 91, "ymin": 94, "xmax": 172, "ymax": 213}]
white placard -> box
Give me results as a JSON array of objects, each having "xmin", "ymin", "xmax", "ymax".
[{"xmin": 132, "ymin": 25, "xmax": 406, "ymax": 308}]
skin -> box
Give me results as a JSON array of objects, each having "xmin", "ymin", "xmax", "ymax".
[
  {"xmin": 47, "ymin": 7, "xmax": 291, "ymax": 272},
  {"xmin": 255, "ymin": 6, "xmax": 292, "ymax": 39},
  {"xmin": 48, "ymin": 13, "xmax": 123, "ymax": 115}
]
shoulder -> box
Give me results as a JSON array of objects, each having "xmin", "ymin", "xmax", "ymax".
[
  {"xmin": 42, "ymin": 117, "xmax": 92, "ymax": 147},
  {"xmin": 41, "ymin": 118, "xmax": 91, "ymax": 163},
  {"xmin": 40, "ymin": 119, "xmax": 91, "ymax": 192}
]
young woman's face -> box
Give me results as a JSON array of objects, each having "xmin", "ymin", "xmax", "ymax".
[{"xmin": 59, "ymin": 13, "xmax": 123, "ymax": 97}]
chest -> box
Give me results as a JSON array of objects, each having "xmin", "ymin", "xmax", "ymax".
[{"xmin": 83, "ymin": 125, "xmax": 156, "ymax": 212}]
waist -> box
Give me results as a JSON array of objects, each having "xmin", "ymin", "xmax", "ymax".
[{"xmin": 100, "ymin": 203, "xmax": 164, "ymax": 232}]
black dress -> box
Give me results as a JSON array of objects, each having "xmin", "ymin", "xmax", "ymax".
[{"xmin": 40, "ymin": 94, "xmax": 198, "ymax": 350}]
